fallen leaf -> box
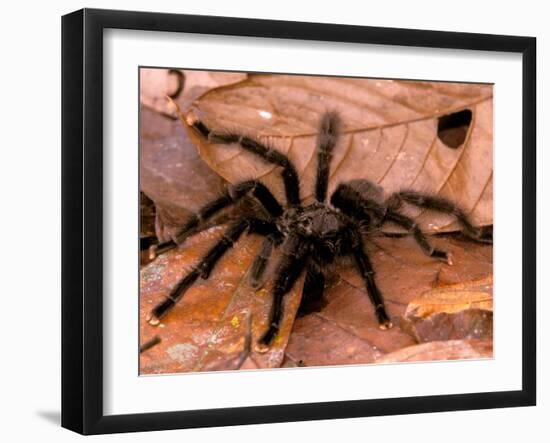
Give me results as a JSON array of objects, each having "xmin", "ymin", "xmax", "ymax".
[
  {"xmin": 139, "ymin": 71, "xmax": 494, "ymax": 373},
  {"xmin": 285, "ymin": 313, "xmax": 380, "ymax": 367},
  {"xmin": 400, "ymin": 275, "xmax": 493, "ymax": 342},
  {"xmin": 285, "ymin": 235, "xmax": 493, "ymax": 367},
  {"xmin": 183, "ymin": 74, "xmax": 493, "ymax": 233},
  {"xmin": 140, "ymin": 227, "xmax": 493, "ymax": 373},
  {"xmin": 376, "ymin": 339, "xmax": 493, "ymax": 363},
  {"xmin": 140, "ymin": 68, "xmax": 246, "ymax": 118},
  {"xmin": 140, "ymin": 105, "xmax": 228, "ymax": 241},
  {"xmin": 179, "ymin": 70, "xmax": 248, "ymax": 106},
  {"xmin": 140, "ymin": 192, "xmax": 158, "ymax": 266},
  {"xmin": 139, "ymin": 225, "xmax": 304, "ymax": 374},
  {"xmin": 140, "ymin": 191, "xmax": 156, "ymax": 239},
  {"xmin": 400, "ymin": 309, "xmax": 493, "ymax": 343},
  {"xmin": 404, "ymin": 275, "xmax": 493, "ymax": 318},
  {"xmin": 140, "ymin": 68, "xmax": 186, "ymax": 117},
  {"xmin": 140, "ymin": 69, "xmax": 252, "ymax": 242}
]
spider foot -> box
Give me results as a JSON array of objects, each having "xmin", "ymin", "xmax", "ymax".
[
  {"xmin": 376, "ymin": 306, "xmax": 393, "ymax": 330},
  {"xmin": 254, "ymin": 342, "xmax": 271, "ymax": 354},
  {"xmin": 146, "ymin": 297, "xmax": 175, "ymax": 326},
  {"xmin": 431, "ymin": 249, "xmax": 453, "ymax": 265},
  {"xmin": 148, "ymin": 240, "xmax": 177, "ymax": 260},
  {"xmin": 148, "ymin": 244, "xmax": 158, "ymax": 261},
  {"xmin": 378, "ymin": 320, "xmax": 394, "ymax": 330},
  {"xmin": 255, "ymin": 324, "xmax": 279, "ymax": 353},
  {"xmin": 145, "ymin": 313, "xmax": 161, "ymax": 326}
]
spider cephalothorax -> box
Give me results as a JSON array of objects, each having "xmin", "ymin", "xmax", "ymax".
[{"xmin": 146, "ymin": 111, "xmax": 491, "ymax": 352}]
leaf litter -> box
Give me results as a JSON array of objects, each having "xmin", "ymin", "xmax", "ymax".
[
  {"xmin": 139, "ymin": 71, "xmax": 494, "ymax": 373},
  {"xmin": 140, "ymin": 225, "xmax": 305, "ymax": 373},
  {"xmin": 183, "ymin": 75, "xmax": 493, "ymax": 233}
]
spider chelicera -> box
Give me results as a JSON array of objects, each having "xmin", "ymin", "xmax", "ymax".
[{"xmin": 146, "ymin": 111, "xmax": 492, "ymax": 352}]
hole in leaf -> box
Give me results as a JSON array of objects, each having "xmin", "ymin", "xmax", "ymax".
[{"xmin": 437, "ymin": 109, "xmax": 472, "ymax": 149}]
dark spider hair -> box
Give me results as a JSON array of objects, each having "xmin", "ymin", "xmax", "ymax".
[{"xmin": 146, "ymin": 111, "xmax": 492, "ymax": 352}]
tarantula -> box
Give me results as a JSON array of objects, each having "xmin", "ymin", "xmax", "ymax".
[{"xmin": 146, "ymin": 111, "xmax": 491, "ymax": 352}]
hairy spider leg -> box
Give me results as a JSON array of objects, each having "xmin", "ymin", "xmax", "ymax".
[
  {"xmin": 331, "ymin": 182, "xmax": 450, "ymax": 262},
  {"xmin": 384, "ymin": 210, "xmax": 452, "ymax": 264},
  {"xmin": 151, "ymin": 180, "xmax": 283, "ymax": 258},
  {"xmin": 188, "ymin": 117, "xmax": 301, "ymax": 206},
  {"xmin": 249, "ymin": 233, "xmax": 282, "ymax": 289},
  {"xmin": 349, "ymin": 231, "xmax": 393, "ymax": 329},
  {"xmin": 315, "ymin": 112, "xmax": 341, "ymax": 202},
  {"xmin": 258, "ymin": 234, "xmax": 310, "ymax": 349},
  {"xmin": 330, "ymin": 182, "xmax": 387, "ymax": 222},
  {"xmin": 330, "ymin": 185, "xmax": 392, "ymax": 328},
  {"xmin": 297, "ymin": 260, "xmax": 326, "ymax": 316},
  {"xmin": 147, "ymin": 219, "xmax": 251, "ymax": 325},
  {"xmin": 173, "ymin": 180, "xmax": 282, "ymax": 244},
  {"xmin": 387, "ymin": 191, "xmax": 493, "ymax": 243}
]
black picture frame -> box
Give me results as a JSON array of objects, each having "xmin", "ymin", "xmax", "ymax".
[{"xmin": 61, "ymin": 8, "xmax": 536, "ymax": 435}]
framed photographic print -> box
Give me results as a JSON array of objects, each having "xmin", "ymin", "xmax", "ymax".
[{"xmin": 61, "ymin": 8, "xmax": 536, "ymax": 435}]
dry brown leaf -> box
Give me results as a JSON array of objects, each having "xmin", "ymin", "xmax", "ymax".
[
  {"xmin": 140, "ymin": 69, "xmax": 250, "ymax": 242},
  {"xmin": 140, "ymin": 68, "xmax": 246, "ymax": 118},
  {"xmin": 404, "ymin": 275, "xmax": 493, "ymax": 319},
  {"xmin": 400, "ymin": 275, "xmax": 493, "ymax": 342},
  {"xmin": 139, "ymin": 225, "xmax": 304, "ymax": 374},
  {"xmin": 140, "ymin": 105, "xmax": 228, "ymax": 242},
  {"xmin": 183, "ymin": 74, "xmax": 493, "ymax": 233},
  {"xmin": 140, "ymin": 191, "xmax": 158, "ymax": 266},
  {"xmin": 140, "ymin": 222, "xmax": 493, "ymax": 373},
  {"xmin": 376, "ymin": 339, "xmax": 493, "ymax": 363},
  {"xmin": 284, "ymin": 235, "xmax": 493, "ymax": 367},
  {"xmin": 400, "ymin": 309, "xmax": 493, "ymax": 343},
  {"xmin": 140, "ymin": 191, "xmax": 156, "ymax": 239},
  {"xmin": 180, "ymin": 70, "xmax": 248, "ymax": 105},
  {"xmin": 285, "ymin": 313, "xmax": 380, "ymax": 367},
  {"xmin": 140, "ymin": 68, "xmax": 186, "ymax": 117},
  {"xmin": 139, "ymin": 72, "xmax": 494, "ymax": 373}
]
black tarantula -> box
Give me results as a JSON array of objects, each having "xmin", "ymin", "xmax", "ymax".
[{"xmin": 146, "ymin": 111, "xmax": 491, "ymax": 352}]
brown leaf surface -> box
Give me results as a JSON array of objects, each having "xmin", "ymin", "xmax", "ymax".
[
  {"xmin": 400, "ymin": 275, "xmax": 493, "ymax": 343},
  {"xmin": 376, "ymin": 339, "xmax": 493, "ymax": 363},
  {"xmin": 140, "ymin": 191, "xmax": 158, "ymax": 266},
  {"xmin": 140, "ymin": 105, "xmax": 228, "ymax": 242},
  {"xmin": 139, "ymin": 71, "xmax": 494, "ymax": 374},
  {"xmin": 140, "ymin": 231, "xmax": 493, "ymax": 374},
  {"xmin": 139, "ymin": 226, "xmax": 304, "ymax": 374},
  {"xmin": 401, "ymin": 309, "xmax": 493, "ymax": 343},
  {"xmin": 140, "ymin": 68, "xmax": 249, "ymax": 241},
  {"xmin": 184, "ymin": 74, "xmax": 493, "ymax": 233},
  {"xmin": 140, "ymin": 68, "xmax": 246, "ymax": 118},
  {"xmin": 285, "ymin": 235, "xmax": 493, "ymax": 367},
  {"xmin": 140, "ymin": 191, "xmax": 156, "ymax": 238},
  {"xmin": 405, "ymin": 275, "xmax": 493, "ymax": 318}
]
